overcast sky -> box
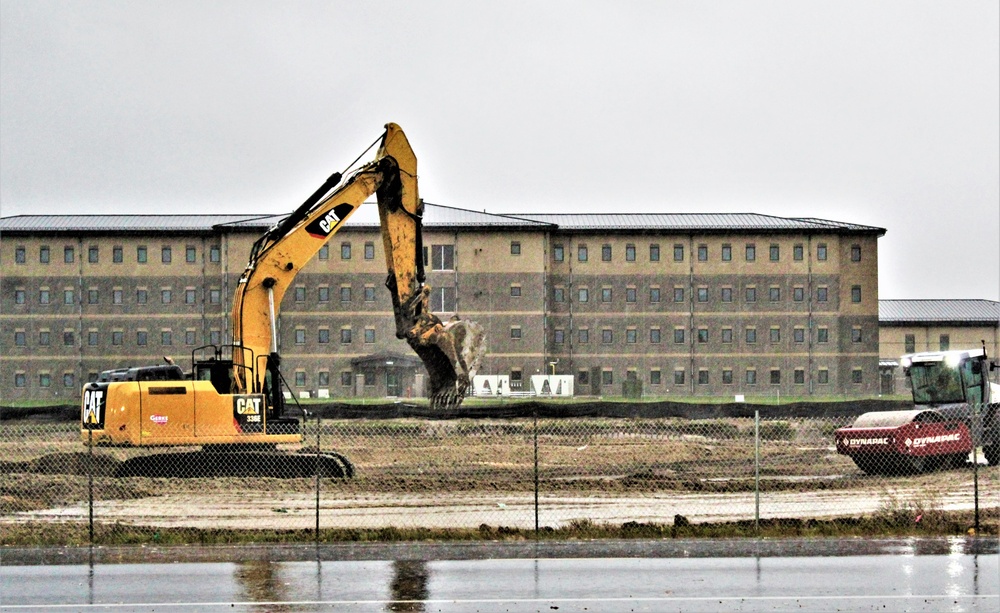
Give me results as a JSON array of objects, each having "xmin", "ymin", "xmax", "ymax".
[{"xmin": 2, "ymin": 1, "xmax": 997, "ymax": 300}]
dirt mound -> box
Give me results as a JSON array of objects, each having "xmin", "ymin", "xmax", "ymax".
[{"xmin": 1, "ymin": 452, "xmax": 121, "ymax": 476}]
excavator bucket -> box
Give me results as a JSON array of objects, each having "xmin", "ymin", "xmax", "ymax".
[{"xmin": 409, "ymin": 317, "xmax": 487, "ymax": 410}]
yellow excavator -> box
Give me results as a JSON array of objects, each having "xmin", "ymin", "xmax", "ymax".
[{"xmin": 81, "ymin": 123, "xmax": 486, "ymax": 477}]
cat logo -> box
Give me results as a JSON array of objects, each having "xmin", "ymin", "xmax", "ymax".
[
  {"xmin": 233, "ymin": 395, "xmax": 265, "ymax": 429},
  {"xmin": 305, "ymin": 203, "xmax": 354, "ymax": 238},
  {"xmin": 235, "ymin": 396, "xmax": 262, "ymax": 415},
  {"xmin": 82, "ymin": 388, "xmax": 106, "ymax": 429}
]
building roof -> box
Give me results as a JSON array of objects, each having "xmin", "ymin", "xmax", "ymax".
[
  {"xmin": 878, "ymin": 299, "xmax": 1000, "ymax": 325},
  {"xmin": 506, "ymin": 212, "xmax": 886, "ymax": 234},
  {"xmin": 1, "ymin": 209, "xmax": 884, "ymax": 235}
]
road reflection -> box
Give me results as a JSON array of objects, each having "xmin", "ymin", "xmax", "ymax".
[
  {"xmin": 387, "ymin": 559, "xmax": 429, "ymax": 612},
  {"xmin": 234, "ymin": 559, "xmax": 292, "ymax": 612}
]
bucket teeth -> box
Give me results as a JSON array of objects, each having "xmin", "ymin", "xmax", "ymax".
[{"xmin": 409, "ymin": 318, "xmax": 486, "ymax": 410}]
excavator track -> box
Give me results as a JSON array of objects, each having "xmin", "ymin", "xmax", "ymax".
[{"xmin": 114, "ymin": 449, "xmax": 354, "ymax": 479}]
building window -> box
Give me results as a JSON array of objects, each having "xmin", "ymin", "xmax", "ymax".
[
  {"xmin": 553, "ymin": 244, "xmax": 564, "ymax": 262},
  {"xmin": 939, "ymin": 334, "xmax": 950, "ymax": 351},
  {"xmin": 161, "ymin": 289, "xmax": 172, "ymax": 304},
  {"xmin": 602, "ymin": 328, "xmax": 613, "ymax": 344},
  {"xmin": 904, "ymin": 334, "xmax": 915, "ymax": 353},
  {"xmin": 794, "ymin": 369, "xmax": 805, "ymax": 384},
  {"xmin": 745, "ymin": 244, "xmax": 756, "ymax": 261},
  {"xmin": 431, "ymin": 244, "xmax": 454, "ymax": 270},
  {"xmin": 340, "ymin": 286, "xmax": 351, "ymax": 302},
  {"xmin": 769, "ymin": 327, "xmax": 780, "ymax": 343},
  {"xmin": 318, "ymin": 329, "xmax": 330, "ymax": 344},
  {"xmin": 597, "ymin": 244, "xmax": 611, "ymax": 262},
  {"xmin": 851, "ymin": 286, "xmax": 861, "ymax": 303},
  {"xmin": 770, "ymin": 369, "xmax": 781, "ymax": 385},
  {"xmin": 295, "ymin": 372, "xmax": 306, "ymax": 387},
  {"xmin": 626, "ymin": 287, "xmax": 637, "ymax": 303},
  {"xmin": 793, "ymin": 327, "xmax": 805, "ymax": 343},
  {"xmin": 722, "ymin": 369, "xmax": 733, "ymax": 385},
  {"xmin": 626, "ymin": 328, "xmax": 637, "ymax": 344},
  {"xmin": 793, "ymin": 244, "xmax": 803, "ymax": 261},
  {"xmin": 649, "ymin": 287, "xmax": 661, "ymax": 303},
  {"xmin": 673, "ymin": 244, "xmax": 684, "ymax": 262},
  {"xmin": 745, "ymin": 328, "xmax": 757, "ymax": 344},
  {"xmin": 364, "ymin": 242, "xmax": 375, "ymax": 260},
  {"xmin": 88, "ymin": 246, "xmax": 99, "ymax": 263},
  {"xmin": 39, "ymin": 289, "xmax": 50, "ymax": 304},
  {"xmin": 851, "ymin": 245, "xmax": 861, "ymax": 262},
  {"xmin": 161, "ymin": 331, "xmax": 172, "ymax": 346},
  {"xmin": 210, "ymin": 289, "xmax": 221, "ymax": 304},
  {"xmin": 137, "ymin": 331, "xmax": 147, "ymax": 346},
  {"xmin": 295, "ymin": 329, "xmax": 306, "ymax": 344},
  {"xmin": 88, "ymin": 289, "xmax": 99, "ymax": 304},
  {"xmin": 430, "ymin": 287, "xmax": 456, "ymax": 312},
  {"xmin": 211, "ymin": 331, "xmax": 224, "ymax": 345},
  {"xmin": 317, "ymin": 245, "xmax": 329, "ymax": 260},
  {"xmin": 185, "ymin": 330, "xmax": 196, "ymax": 345},
  {"xmin": 364, "ymin": 286, "xmax": 376, "ymax": 301},
  {"xmin": 554, "ymin": 287, "xmax": 565, "ymax": 302},
  {"xmin": 674, "ymin": 328, "xmax": 685, "ymax": 344},
  {"xmin": 697, "ymin": 328, "xmax": 708, "ymax": 343},
  {"xmin": 674, "ymin": 370, "xmax": 685, "ymax": 385},
  {"xmin": 601, "ymin": 287, "xmax": 612, "ymax": 302},
  {"xmin": 15, "ymin": 373, "xmax": 26, "ymax": 387},
  {"xmin": 769, "ymin": 244, "xmax": 779, "ymax": 261},
  {"xmin": 554, "ymin": 329, "xmax": 565, "ymax": 344},
  {"xmin": 39, "ymin": 330, "xmax": 50, "ymax": 346},
  {"xmin": 341, "ymin": 242, "xmax": 352, "ymax": 260},
  {"xmin": 364, "ymin": 328, "xmax": 375, "ymax": 343},
  {"xmin": 63, "ymin": 289, "xmax": 74, "ymax": 305},
  {"xmin": 112, "ymin": 331, "xmax": 123, "ymax": 346},
  {"xmin": 318, "ymin": 286, "xmax": 329, "ymax": 302},
  {"xmin": 852, "ymin": 327, "xmax": 862, "ymax": 343},
  {"xmin": 39, "ymin": 373, "xmax": 52, "ymax": 388},
  {"xmin": 341, "ymin": 371, "xmax": 353, "ymax": 387},
  {"xmin": 817, "ymin": 327, "xmax": 829, "ymax": 343},
  {"xmin": 602, "ymin": 370, "xmax": 614, "ymax": 386},
  {"xmin": 185, "ymin": 289, "xmax": 197, "ymax": 305},
  {"xmin": 673, "ymin": 287, "xmax": 684, "ymax": 303},
  {"xmin": 721, "ymin": 328, "xmax": 733, "ymax": 343},
  {"xmin": 341, "ymin": 328, "xmax": 352, "ymax": 343},
  {"xmin": 209, "ymin": 245, "xmax": 221, "ymax": 263},
  {"xmin": 510, "ymin": 241, "xmax": 521, "ymax": 255},
  {"xmin": 793, "ymin": 287, "xmax": 804, "ymax": 302},
  {"xmin": 136, "ymin": 246, "xmax": 147, "ymax": 263},
  {"xmin": 578, "ymin": 288, "xmax": 589, "ymax": 303},
  {"xmin": 721, "ymin": 244, "xmax": 732, "ymax": 262},
  {"xmin": 511, "ymin": 326, "xmax": 522, "ymax": 340},
  {"xmin": 184, "ymin": 246, "xmax": 196, "ymax": 263},
  {"xmin": 15, "ymin": 247, "xmax": 25, "ymax": 264},
  {"xmin": 64, "ymin": 246, "xmax": 74, "ymax": 263},
  {"xmin": 506, "ymin": 284, "xmax": 521, "ymax": 298},
  {"xmin": 818, "ymin": 369, "xmax": 829, "ymax": 384},
  {"xmin": 578, "ymin": 245, "xmax": 588, "ymax": 262},
  {"xmin": 746, "ymin": 369, "xmax": 757, "ymax": 385},
  {"xmin": 318, "ymin": 371, "xmax": 330, "ymax": 387},
  {"xmin": 697, "ymin": 287, "xmax": 708, "ymax": 302},
  {"xmin": 817, "ymin": 243, "xmax": 827, "ymax": 261},
  {"xmin": 698, "ymin": 370, "xmax": 709, "ymax": 385},
  {"xmin": 625, "ymin": 244, "xmax": 636, "ymax": 262},
  {"xmin": 769, "ymin": 287, "xmax": 781, "ymax": 302},
  {"xmin": 578, "ymin": 328, "xmax": 589, "ymax": 344},
  {"xmin": 650, "ymin": 369, "xmax": 661, "ymax": 385},
  {"xmin": 649, "ymin": 244, "xmax": 660, "ymax": 262},
  {"xmin": 14, "ymin": 289, "xmax": 25, "ymax": 304},
  {"xmin": 40, "ymin": 246, "xmax": 50, "ymax": 264},
  {"xmin": 697, "ymin": 244, "xmax": 708, "ymax": 261},
  {"xmin": 816, "ymin": 287, "xmax": 828, "ymax": 302},
  {"xmin": 84, "ymin": 330, "xmax": 97, "ymax": 346},
  {"xmin": 161, "ymin": 246, "xmax": 171, "ymax": 263},
  {"xmin": 721, "ymin": 287, "xmax": 733, "ymax": 303},
  {"xmin": 15, "ymin": 331, "xmax": 26, "ymax": 346},
  {"xmin": 852, "ymin": 369, "xmax": 863, "ymax": 384},
  {"xmin": 745, "ymin": 287, "xmax": 756, "ymax": 302}
]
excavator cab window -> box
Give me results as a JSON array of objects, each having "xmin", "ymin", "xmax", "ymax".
[{"xmin": 196, "ymin": 358, "xmax": 235, "ymax": 395}]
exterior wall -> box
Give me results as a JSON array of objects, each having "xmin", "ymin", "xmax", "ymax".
[
  {"xmin": 879, "ymin": 323, "xmax": 1000, "ymax": 393},
  {"xmin": 1, "ymin": 222, "xmax": 883, "ymax": 401}
]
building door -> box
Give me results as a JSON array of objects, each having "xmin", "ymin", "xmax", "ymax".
[{"xmin": 386, "ymin": 369, "xmax": 400, "ymax": 396}]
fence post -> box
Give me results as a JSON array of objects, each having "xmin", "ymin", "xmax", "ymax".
[
  {"xmin": 972, "ymin": 404, "xmax": 980, "ymax": 535},
  {"xmin": 88, "ymin": 427, "xmax": 94, "ymax": 545},
  {"xmin": 315, "ymin": 411, "xmax": 321, "ymax": 543},
  {"xmin": 754, "ymin": 409, "xmax": 760, "ymax": 535},
  {"xmin": 533, "ymin": 406, "xmax": 539, "ymax": 536}
]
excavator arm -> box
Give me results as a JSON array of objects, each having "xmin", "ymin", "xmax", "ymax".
[{"xmin": 230, "ymin": 123, "xmax": 485, "ymax": 412}]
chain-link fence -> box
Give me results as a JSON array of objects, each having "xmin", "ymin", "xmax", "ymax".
[{"xmin": 2, "ymin": 404, "xmax": 998, "ymax": 545}]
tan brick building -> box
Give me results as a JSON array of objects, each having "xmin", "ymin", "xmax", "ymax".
[
  {"xmin": 1, "ymin": 207, "xmax": 885, "ymax": 401},
  {"xmin": 878, "ymin": 299, "xmax": 1000, "ymax": 394}
]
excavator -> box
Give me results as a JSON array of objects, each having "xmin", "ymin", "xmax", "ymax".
[{"xmin": 80, "ymin": 123, "xmax": 486, "ymax": 477}]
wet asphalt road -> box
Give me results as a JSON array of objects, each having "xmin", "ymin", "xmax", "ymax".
[{"xmin": 1, "ymin": 538, "xmax": 997, "ymax": 612}]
